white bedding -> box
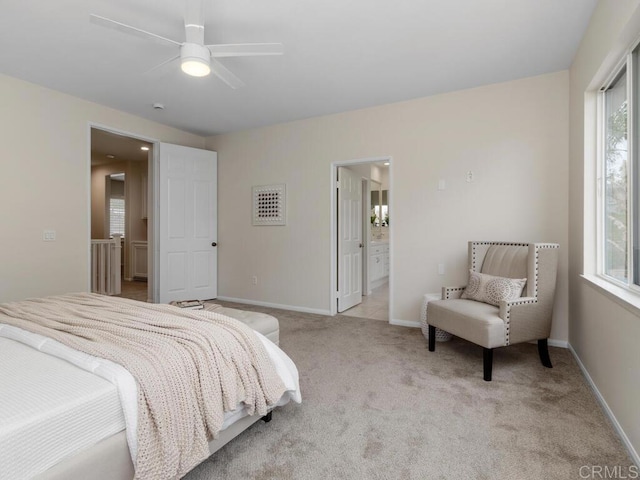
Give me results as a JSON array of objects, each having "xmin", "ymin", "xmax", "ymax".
[
  {"xmin": 0, "ymin": 337, "xmax": 125, "ymax": 480},
  {"xmin": 0, "ymin": 322, "xmax": 301, "ymax": 480}
]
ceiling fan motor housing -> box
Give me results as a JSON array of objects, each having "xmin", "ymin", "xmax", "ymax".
[{"xmin": 180, "ymin": 43, "xmax": 211, "ymax": 77}]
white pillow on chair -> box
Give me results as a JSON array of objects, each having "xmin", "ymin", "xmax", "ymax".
[{"xmin": 461, "ymin": 270, "xmax": 526, "ymax": 306}]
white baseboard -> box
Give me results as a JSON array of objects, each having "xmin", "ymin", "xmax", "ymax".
[
  {"xmin": 371, "ymin": 278, "xmax": 388, "ymax": 290},
  {"xmin": 569, "ymin": 344, "xmax": 640, "ymax": 467},
  {"xmin": 390, "ymin": 319, "xmax": 420, "ymax": 328},
  {"xmin": 547, "ymin": 338, "xmax": 568, "ymax": 348},
  {"xmin": 215, "ymin": 298, "xmax": 571, "ymax": 351},
  {"xmin": 215, "ymin": 296, "xmax": 331, "ymax": 316}
]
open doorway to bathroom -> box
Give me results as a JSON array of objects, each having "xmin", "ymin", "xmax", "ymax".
[
  {"xmin": 90, "ymin": 127, "xmax": 152, "ymax": 302},
  {"xmin": 332, "ymin": 158, "xmax": 391, "ymax": 322}
]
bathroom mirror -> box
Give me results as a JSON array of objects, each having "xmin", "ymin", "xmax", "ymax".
[
  {"xmin": 370, "ymin": 180, "xmax": 389, "ymax": 245},
  {"xmin": 371, "ymin": 181, "xmax": 389, "ymax": 224},
  {"xmin": 371, "ymin": 181, "xmax": 380, "ymax": 227}
]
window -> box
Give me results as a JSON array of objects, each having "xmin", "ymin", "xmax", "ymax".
[
  {"xmin": 109, "ymin": 197, "xmax": 125, "ymax": 237},
  {"xmin": 598, "ymin": 45, "xmax": 640, "ymax": 289},
  {"xmin": 108, "ymin": 173, "xmax": 125, "ymax": 238}
]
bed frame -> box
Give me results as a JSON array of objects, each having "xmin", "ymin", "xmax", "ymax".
[{"xmin": 36, "ymin": 412, "xmax": 272, "ymax": 480}]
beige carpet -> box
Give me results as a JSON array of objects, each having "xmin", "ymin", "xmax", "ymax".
[{"xmin": 185, "ymin": 303, "xmax": 631, "ymax": 480}]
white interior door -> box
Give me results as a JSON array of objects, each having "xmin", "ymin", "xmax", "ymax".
[
  {"xmin": 338, "ymin": 166, "xmax": 363, "ymax": 312},
  {"xmin": 158, "ymin": 143, "xmax": 217, "ymax": 303}
]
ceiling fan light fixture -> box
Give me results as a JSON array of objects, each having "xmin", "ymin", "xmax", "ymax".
[
  {"xmin": 181, "ymin": 59, "xmax": 210, "ymax": 77},
  {"xmin": 180, "ymin": 43, "xmax": 211, "ymax": 77}
]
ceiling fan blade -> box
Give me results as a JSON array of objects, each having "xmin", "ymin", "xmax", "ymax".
[
  {"xmin": 209, "ymin": 58, "xmax": 245, "ymax": 89},
  {"xmin": 207, "ymin": 43, "xmax": 284, "ymax": 57},
  {"xmin": 144, "ymin": 55, "xmax": 180, "ymax": 74},
  {"xmin": 90, "ymin": 14, "xmax": 181, "ymax": 48}
]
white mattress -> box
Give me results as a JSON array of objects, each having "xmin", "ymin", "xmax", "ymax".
[
  {"xmin": 0, "ymin": 321, "xmax": 301, "ymax": 480},
  {"xmin": 0, "ymin": 337, "xmax": 126, "ymax": 480}
]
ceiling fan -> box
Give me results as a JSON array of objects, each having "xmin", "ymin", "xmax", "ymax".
[{"xmin": 90, "ymin": 0, "xmax": 283, "ymax": 89}]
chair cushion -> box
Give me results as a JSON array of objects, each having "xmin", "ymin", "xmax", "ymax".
[
  {"xmin": 461, "ymin": 270, "xmax": 526, "ymax": 306},
  {"xmin": 426, "ymin": 299, "xmax": 506, "ymax": 349},
  {"xmin": 481, "ymin": 245, "xmax": 528, "ymax": 279}
]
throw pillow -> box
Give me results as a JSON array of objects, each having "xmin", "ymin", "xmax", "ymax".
[{"xmin": 461, "ymin": 270, "xmax": 526, "ymax": 306}]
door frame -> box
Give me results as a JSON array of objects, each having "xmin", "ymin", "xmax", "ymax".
[
  {"xmin": 330, "ymin": 156, "xmax": 393, "ymax": 318},
  {"xmin": 87, "ymin": 123, "xmax": 160, "ymax": 302},
  {"xmin": 362, "ymin": 177, "xmax": 371, "ymax": 296}
]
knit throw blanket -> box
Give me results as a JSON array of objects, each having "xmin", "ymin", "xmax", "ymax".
[{"xmin": 0, "ymin": 293, "xmax": 287, "ymax": 480}]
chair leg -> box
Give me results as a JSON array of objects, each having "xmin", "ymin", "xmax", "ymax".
[
  {"xmin": 483, "ymin": 348, "xmax": 493, "ymax": 381},
  {"xmin": 538, "ymin": 339, "xmax": 553, "ymax": 368},
  {"xmin": 428, "ymin": 325, "xmax": 435, "ymax": 351}
]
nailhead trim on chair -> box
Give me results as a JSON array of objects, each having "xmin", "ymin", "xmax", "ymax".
[
  {"xmin": 472, "ymin": 242, "xmax": 530, "ymax": 246},
  {"xmin": 471, "ymin": 241, "xmax": 530, "ymax": 272},
  {"xmin": 534, "ymin": 246, "xmax": 539, "ymax": 298},
  {"xmin": 444, "ymin": 287, "xmax": 465, "ymax": 300},
  {"xmin": 532, "ymin": 243, "xmax": 558, "ymax": 299},
  {"xmin": 504, "ymin": 298, "xmax": 538, "ymax": 345}
]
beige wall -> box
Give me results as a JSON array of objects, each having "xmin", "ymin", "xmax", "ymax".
[
  {"xmin": 207, "ymin": 70, "xmax": 570, "ymax": 340},
  {"xmin": 569, "ymin": 0, "xmax": 640, "ymax": 462},
  {"xmin": 0, "ymin": 74, "xmax": 205, "ymax": 302}
]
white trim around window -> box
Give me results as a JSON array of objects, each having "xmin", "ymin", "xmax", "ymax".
[{"xmin": 594, "ymin": 38, "xmax": 640, "ymax": 299}]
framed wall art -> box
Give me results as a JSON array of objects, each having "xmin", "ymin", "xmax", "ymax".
[{"xmin": 252, "ymin": 184, "xmax": 286, "ymax": 226}]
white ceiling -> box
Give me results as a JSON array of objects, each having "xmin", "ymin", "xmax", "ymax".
[
  {"xmin": 1, "ymin": 0, "xmax": 597, "ymax": 137},
  {"xmin": 91, "ymin": 128, "xmax": 152, "ymax": 165}
]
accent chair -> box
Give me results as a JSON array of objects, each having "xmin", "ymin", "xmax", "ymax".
[{"xmin": 426, "ymin": 241, "xmax": 559, "ymax": 381}]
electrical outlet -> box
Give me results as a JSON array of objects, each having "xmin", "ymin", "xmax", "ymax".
[
  {"xmin": 466, "ymin": 171, "xmax": 474, "ymax": 183},
  {"xmin": 43, "ymin": 230, "xmax": 56, "ymax": 241},
  {"xmin": 251, "ymin": 276, "xmax": 258, "ymax": 285}
]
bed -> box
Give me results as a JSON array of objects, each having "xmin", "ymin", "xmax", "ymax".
[{"xmin": 0, "ymin": 293, "xmax": 301, "ymax": 480}]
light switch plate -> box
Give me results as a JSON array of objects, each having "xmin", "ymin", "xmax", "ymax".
[{"xmin": 43, "ymin": 230, "xmax": 56, "ymax": 241}]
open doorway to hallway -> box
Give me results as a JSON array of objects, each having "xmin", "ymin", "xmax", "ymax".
[
  {"xmin": 342, "ymin": 283, "xmax": 389, "ymax": 321},
  {"xmin": 90, "ymin": 128, "xmax": 152, "ymax": 302},
  {"xmin": 334, "ymin": 158, "xmax": 391, "ymax": 322}
]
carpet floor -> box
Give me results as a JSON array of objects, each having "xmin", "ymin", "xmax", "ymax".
[{"xmin": 184, "ymin": 303, "xmax": 631, "ymax": 480}]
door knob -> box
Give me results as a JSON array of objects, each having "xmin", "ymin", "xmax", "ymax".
[
  {"xmin": 211, "ymin": 242, "xmax": 217, "ymax": 247},
  {"xmin": 359, "ymin": 243, "xmax": 364, "ymax": 248}
]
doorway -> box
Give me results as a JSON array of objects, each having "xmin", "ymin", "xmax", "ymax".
[
  {"xmin": 331, "ymin": 157, "xmax": 392, "ymax": 322},
  {"xmin": 90, "ymin": 127, "xmax": 153, "ymax": 302}
]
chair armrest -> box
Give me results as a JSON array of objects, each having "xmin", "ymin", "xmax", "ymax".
[
  {"xmin": 498, "ymin": 297, "xmax": 551, "ymax": 344},
  {"xmin": 498, "ymin": 297, "xmax": 538, "ymax": 314},
  {"xmin": 442, "ymin": 286, "xmax": 466, "ymax": 300}
]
